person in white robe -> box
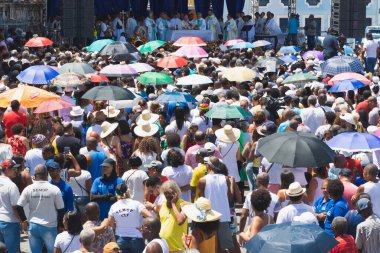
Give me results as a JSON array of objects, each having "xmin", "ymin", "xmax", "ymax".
[
  {"xmin": 236, "ymin": 12, "xmax": 245, "ymax": 39},
  {"xmin": 206, "ymin": 10, "xmax": 219, "ymax": 41},
  {"xmin": 144, "ymin": 12, "xmax": 157, "ymax": 41},
  {"xmin": 157, "ymin": 13, "xmax": 169, "ymax": 40},
  {"xmin": 224, "ymin": 14, "xmax": 238, "ymax": 40},
  {"xmin": 241, "ymin": 15, "xmax": 255, "ymax": 42},
  {"xmin": 126, "ymin": 15, "xmax": 137, "ymax": 38},
  {"xmin": 170, "ymin": 13, "xmax": 181, "ymax": 30},
  {"xmin": 195, "ymin": 13, "xmax": 206, "ymax": 30},
  {"xmin": 264, "ymin": 12, "xmax": 284, "ymax": 48},
  {"xmin": 255, "ymin": 12, "xmax": 266, "ymax": 35},
  {"xmin": 99, "ymin": 20, "xmax": 107, "ymax": 38},
  {"xmin": 112, "ymin": 14, "xmax": 124, "ymax": 41},
  {"xmin": 180, "ymin": 14, "xmax": 192, "ymax": 30}
]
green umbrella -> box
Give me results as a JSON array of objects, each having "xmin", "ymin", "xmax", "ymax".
[
  {"xmin": 205, "ymin": 105, "xmax": 252, "ymax": 119},
  {"xmin": 282, "ymin": 73, "xmax": 318, "ymax": 84},
  {"xmin": 137, "ymin": 72, "xmax": 173, "ymax": 85},
  {"xmin": 139, "ymin": 40, "xmax": 166, "ymax": 54}
]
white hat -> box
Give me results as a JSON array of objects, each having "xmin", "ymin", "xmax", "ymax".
[
  {"xmin": 340, "ymin": 113, "xmax": 355, "ymax": 125},
  {"xmin": 134, "ymin": 122, "xmax": 159, "ymax": 137},
  {"xmin": 204, "ymin": 142, "xmax": 216, "ymax": 153},
  {"xmin": 293, "ymin": 212, "xmax": 318, "ymax": 224},
  {"xmin": 136, "ymin": 110, "xmax": 159, "ymax": 125},
  {"xmin": 195, "ymin": 94, "xmax": 204, "ymax": 102},
  {"xmin": 286, "ymin": 182, "xmax": 306, "ymax": 197},
  {"xmin": 101, "ymin": 106, "xmax": 120, "ymax": 118},
  {"xmin": 373, "ymin": 76, "xmax": 379, "ymax": 84},
  {"xmin": 100, "ymin": 121, "xmax": 119, "ymax": 139},
  {"xmin": 335, "ymin": 97, "xmax": 345, "ymax": 105},
  {"xmin": 215, "ymin": 125, "xmax": 241, "ymax": 143},
  {"xmin": 367, "ymin": 125, "xmax": 378, "ymax": 134},
  {"xmin": 70, "ymin": 106, "xmax": 84, "ymax": 117},
  {"xmin": 182, "ymin": 197, "xmax": 222, "ymax": 222}
]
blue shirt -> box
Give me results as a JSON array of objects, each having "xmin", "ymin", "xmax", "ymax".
[
  {"xmin": 313, "ymin": 196, "xmax": 333, "ymax": 229},
  {"xmin": 91, "ymin": 177, "xmax": 123, "ymax": 220},
  {"xmin": 345, "ymin": 210, "xmax": 365, "ymax": 238},
  {"xmin": 278, "ymin": 121, "xmax": 290, "ymax": 133},
  {"xmin": 288, "ymin": 18, "xmax": 299, "ymax": 34},
  {"xmin": 88, "ymin": 151, "xmax": 106, "ymax": 181},
  {"xmin": 324, "ymin": 197, "xmax": 349, "ymax": 236},
  {"xmin": 49, "ymin": 179, "xmax": 74, "ymax": 212}
]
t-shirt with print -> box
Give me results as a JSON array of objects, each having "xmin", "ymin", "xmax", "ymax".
[
  {"xmin": 0, "ymin": 175, "xmax": 20, "ymax": 222},
  {"xmin": 122, "ymin": 170, "xmax": 149, "ymax": 203},
  {"xmin": 54, "ymin": 231, "xmax": 81, "ymax": 253}
]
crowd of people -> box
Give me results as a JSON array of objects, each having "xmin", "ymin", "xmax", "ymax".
[{"xmin": 1, "ymin": 6, "xmax": 380, "ymax": 253}]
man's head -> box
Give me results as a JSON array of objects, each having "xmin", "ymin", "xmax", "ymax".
[
  {"xmin": 194, "ymin": 130, "xmax": 206, "ymax": 144},
  {"xmin": 256, "ymin": 172, "xmax": 269, "ymax": 188},
  {"xmin": 34, "ymin": 164, "xmax": 48, "ymax": 181},
  {"xmin": 363, "ymin": 163, "xmax": 378, "ymax": 181},
  {"xmin": 63, "ymin": 122, "xmax": 73, "ymax": 135},
  {"xmin": 142, "ymin": 217, "xmax": 161, "ymax": 241},
  {"xmin": 46, "ymin": 160, "xmax": 61, "ymax": 181},
  {"xmin": 334, "ymin": 154, "xmax": 347, "ymax": 169},
  {"xmin": 338, "ymin": 168, "xmax": 352, "ymax": 181},
  {"xmin": 318, "ymin": 93, "xmax": 327, "ymax": 106},
  {"xmin": 85, "ymin": 202, "xmax": 100, "ymax": 221},
  {"xmin": 356, "ymin": 197, "xmax": 373, "ymax": 219},
  {"xmin": 86, "ymin": 137, "xmax": 98, "ymax": 151},
  {"xmin": 10, "ymin": 100, "xmax": 20, "ymax": 112},
  {"xmin": 147, "ymin": 161, "xmax": 163, "ymax": 177},
  {"xmin": 307, "ymin": 95, "xmax": 318, "ymax": 107},
  {"xmin": 368, "ymin": 96, "xmax": 377, "ymax": 110},
  {"xmin": 145, "ymin": 176, "xmax": 162, "ymax": 197},
  {"xmin": 79, "ymin": 228, "xmax": 95, "ymax": 250},
  {"xmin": 331, "ymin": 217, "xmax": 348, "ymax": 237},
  {"xmin": 42, "ymin": 144, "xmax": 55, "ymax": 160},
  {"xmin": 1, "ymin": 159, "xmax": 20, "ymax": 179}
]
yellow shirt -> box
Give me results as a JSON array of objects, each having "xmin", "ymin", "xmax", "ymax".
[
  {"xmin": 159, "ymin": 199, "xmax": 188, "ymax": 252},
  {"xmin": 190, "ymin": 164, "xmax": 207, "ymax": 201}
]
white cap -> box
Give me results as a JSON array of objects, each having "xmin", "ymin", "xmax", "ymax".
[
  {"xmin": 373, "ymin": 76, "xmax": 379, "ymax": 84},
  {"xmin": 204, "ymin": 142, "xmax": 216, "ymax": 153},
  {"xmin": 340, "ymin": 113, "xmax": 355, "ymax": 125}
]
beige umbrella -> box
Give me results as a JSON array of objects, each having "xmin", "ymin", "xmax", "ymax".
[{"xmin": 222, "ymin": 67, "xmax": 258, "ymax": 82}]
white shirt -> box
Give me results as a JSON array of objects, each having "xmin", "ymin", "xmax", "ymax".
[
  {"xmin": 0, "ymin": 144, "xmax": 12, "ymax": 165},
  {"xmin": 300, "ymin": 107, "xmax": 326, "ymax": 135},
  {"xmin": 363, "ymin": 181, "xmax": 380, "ymax": 217},
  {"xmin": 122, "ymin": 169, "xmax": 149, "ymax": 203},
  {"xmin": 162, "ymin": 165, "xmax": 193, "ymax": 202},
  {"xmin": 17, "ymin": 181, "xmax": 64, "ymax": 227},
  {"xmin": 25, "ymin": 148, "xmax": 45, "ymax": 177},
  {"xmin": 165, "ymin": 121, "xmax": 191, "ymax": 139},
  {"xmin": 108, "ymin": 198, "xmax": 145, "ymax": 237},
  {"xmin": 217, "ymin": 140, "xmax": 240, "ymax": 182},
  {"xmin": 0, "ymin": 175, "xmax": 20, "ymax": 223},
  {"xmin": 204, "ymin": 174, "xmax": 230, "ymax": 222},
  {"xmin": 143, "ymin": 238, "xmax": 169, "ymax": 253},
  {"xmin": 68, "ymin": 170, "xmax": 91, "ymax": 197},
  {"xmin": 87, "ymin": 124, "xmax": 102, "ymax": 137},
  {"xmin": 54, "ymin": 231, "xmax": 81, "ymax": 253},
  {"xmin": 276, "ymin": 202, "xmax": 315, "ymax": 224},
  {"xmin": 364, "ymin": 40, "xmax": 379, "ymax": 58}
]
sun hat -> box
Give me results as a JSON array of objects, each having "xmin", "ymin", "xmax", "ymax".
[
  {"xmin": 103, "ymin": 242, "xmax": 120, "ymax": 253},
  {"xmin": 134, "ymin": 122, "xmax": 159, "ymax": 137},
  {"xmin": 101, "ymin": 105, "xmax": 121, "ymax": 118},
  {"xmin": 215, "ymin": 125, "xmax": 241, "ymax": 143},
  {"xmin": 204, "ymin": 142, "xmax": 216, "ymax": 153},
  {"xmin": 70, "ymin": 106, "xmax": 84, "ymax": 117},
  {"xmin": 372, "ymin": 76, "xmax": 379, "ymax": 84},
  {"xmin": 32, "ymin": 134, "xmax": 46, "ymax": 145},
  {"xmin": 182, "ymin": 197, "xmax": 222, "ymax": 222},
  {"xmin": 357, "ymin": 198, "xmax": 371, "ymax": 212},
  {"xmin": 100, "ymin": 121, "xmax": 119, "ymax": 139},
  {"xmin": 136, "ymin": 109, "xmax": 159, "ymax": 125},
  {"xmin": 257, "ymin": 121, "xmax": 277, "ymax": 136},
  {"xmin": 340, "ymin": 113, "xmax": 355, "ymax": 125},
  {"xmin": 286, "ymin": 182, "xmax": 306, "ymax": 197}
]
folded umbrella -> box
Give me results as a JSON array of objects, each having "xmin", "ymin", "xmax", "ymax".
[
  {"xmin": 139, "ymin": 40, "xmax": 166, "ymax": 53},
  {"xmin": 222, "ymin": 67, "xmax": 257, "ymax": 82},
  {"xmin": 176, "ymin": 74, "xmax": 213, "ymax": 86},
  {"xmin": 82, "ymin": 86, "xmax": 136, "ymax": 101},
  {"xmin": 34, "ymin": 98, "xmax": 75, "ymax": 114},
  {"xmin": 25, "ymin": 36, "xmax": 53, "ymax": 47},
  {"xmin": 87, "ymin": 39, "xmax": 115, "ymax": 52},
  {"xmin": 156, "ymin": 92, "xmax": 197, "ymax": 103},
  {"xmin": 17, "ymin": 65, "xmax": 59, "ymax": 85},
  {"xmin": 50, "ymin": 72, "xmax": 87, "ymax": 87},
  {"xmin": 59, "ymin": 62, "xmax": 95, "ymax": 75},
  {"xmin": 328, "ymin": 72, "xmax": 370, "ymax": 85},
  {"xmin": 173, "ymin": 37, "xmax": 206, "ymax": 47},
  {"xmin": 224, "ymin": 39, "xmax": 245, "ymax": 46},
  {"xmin": 328, "ymin": 79, "xmax": 367, "ymax": 92},
  {"xmin": 321, "ymin": 56, "xmax": 363, "ymax": 76},
  {"xmin": 173, "ymin": 46, "xmax": 208, "ymax": 58},
  {"xmin": 137, "ymin": 72, "xmax": 173, "ymax": 85},
  {"xmin": 326, "ymin": 132, "xmax": 380, "ymax": 152},
  {"xmin": 99, "ymin": 64, "xmax": 138, "ymax": 77},
  {"xmin": 205, "ymin": 105, "xmax": 252, "ymax": 119},
  {"xmin": 157, "ymin": 56, "xmax": 188, "ymax": 69},
  {"xmin": 128, "ymin": 63, "xmax": 155, "ymax": 73}
]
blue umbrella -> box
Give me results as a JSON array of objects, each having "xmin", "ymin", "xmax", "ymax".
[
  {"xmin": 16, "ymin": 65, "xmax": 59, "ymax": 85},
  {"xmin": 245, "ymin": 222, "xmax": 338, "ymax": 253},
  {"xmin": 278, "ymin": 46, "xmax": 301, "ymax": 55},
  {"xmin": 327, "ymin": 132, "xmax": 380, "ymax": 152},
  {"xmin": 231, "ymin": 42, "xmax": 254, "ymax": 49},
  {"xmin": 321, "ymin": 56, "xmax": 363, "ymax": 76},
  {"xmin": 87, "ymin": 39, "xmax": 115, "ymax": 52},
  {"xmin": 328, "ymin": 79, "xmax": 367, "ymax": 92},
  {"xmin": 343, "ymin": 45, "xmax": 354, "ymax": 55},
  {"xmin": 279, "ymin": 55, "xmax": 298, "ymax": 64},
  {"xmin": 156, "ymin": 92, "xmax": 197, "ymax": 103}
]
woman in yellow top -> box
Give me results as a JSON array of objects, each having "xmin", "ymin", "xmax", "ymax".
[{"xmin": 158, "ymin": 180, "xmax": 188, "ymax": 253}]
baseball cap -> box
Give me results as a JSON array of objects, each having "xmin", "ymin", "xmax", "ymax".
[
  {"xmin": 194, "ymin": 148, "xmax": 209, "ymax": 158},
  {"xmin": 1, "ymin": 159, "xmax": 21, "ymax": 169},
  {"xmin": 149, "ymin": 160, "xmax": 163, "ymax": 170},
  {"xmin": 100, "ymin": 158, "xmax": 116, "ymax": 167},
  {"xmin": 45, "ymin": 160, "xmax": 60, "ymax": 170},
  {"xmin": 257, "ymin": 121, "xmax": 277, "ymax": 136},
  {"xmin": 339, "ymin": 113, "xmax": 355, "ymax": 125},
  {"xmin": 204, "ymin": 142, "xmax": 216, "ymax": 153},
  {"xmin": 32, "ymin": 134, "xmax": 46, "ymax": 145},
  {"xmin": 357, "ymin": 198, "xmax": 371, "ymax": 212}
]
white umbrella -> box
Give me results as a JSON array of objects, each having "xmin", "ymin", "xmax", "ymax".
[
  {"xmin": 176, "ymin": 74, "xmax": 213, "ymax": 86},
  {"xmin": 252, "ymin": 40, "xmax": 272, "ymax": 47},
  {"xmin": 128, "ymin": 63, "xmax": 154, "ymax": 73}
]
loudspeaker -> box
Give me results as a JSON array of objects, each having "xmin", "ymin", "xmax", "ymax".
[
  {"xmin": 62, "ymin": 0, "xmax": 94, "ymax": 39},
  {"xmin": 331, "ymin": 0, "xmax": 366, "ymax": 38}
]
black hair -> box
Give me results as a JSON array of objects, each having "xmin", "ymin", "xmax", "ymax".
[
  {"xmin": 327, "ymin": 179, "xmax": 344, "ymax": 199},
  {"xmin": 251, "ymin": 189, "xmax": 272, "ymax": 212},
  {"xmin": 11, "ymin": 123, "xmax": 24, "ymax": 135},
  {"xmin": 118, "ymin": 120, "xmax": 131, "ymax": 135},
  {"xmin": 192, "ymin": 220, "xmax": 220, "ymax": 236},
  {"xmin": 10, "ymin": 100, "xmax": 20, "ymax": 112},
  {"xmin": 64, "ymin": 211, "xmax": 83, "ymax": 235},
  {"xmin": 167, "ymin": 149, "xmax": 184, "ymax": 167},
  {"xmin": 166, "ymin": 133, "xmax": 181, "ymax": 148},
  {"xmin": 146, "ymin": 176, "xmax": 162, "ymax": 188},
  {"xmin": 76, "ymin": 154, "xmax": 88, "ymax": 170}
]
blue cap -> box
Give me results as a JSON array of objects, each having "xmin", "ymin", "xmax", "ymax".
[{"xmin": 45, "ymin": 160, "xmax": 60, "ymax": 170}]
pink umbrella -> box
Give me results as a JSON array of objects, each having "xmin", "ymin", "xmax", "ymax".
[
  {"xmin": 373, "ymin": 129, "xmax": 380, "ymax": 138},
  {"xmin": 99, "ymin": 64, "xmax": 138, "ymax": 77},
  {"xmin": 328, "ymin": 73, "xmax": 371, "ymax": 85},
  {"xmin": 34, "ymin": 98, "xmax": 74, "ymax": 114},
  {"xmin": 224, "ymin": 39, "xmax": 245, "ymax": 46},
  {"xmin": 173, "ymin": 46, "xmax": 208, "ymax": 58}
]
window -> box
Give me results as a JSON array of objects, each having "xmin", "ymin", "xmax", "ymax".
[
  {"xmin": 259, "ymin": 0, "xmax": 270, "ymax": 6},
  {"xmin": 366, "ymin": 18, "xmax": 372, "ymax": 27},
  {"xmin": 281, "ymin": 0, "xmax": 289, "ymax": 6},
  {"xmin": 306, "ymin": 0, "xmax": 320, "ymax": 6},
  {"xmin": 279, "ymin": 18, "xmax": 288, "ymax": 33}
]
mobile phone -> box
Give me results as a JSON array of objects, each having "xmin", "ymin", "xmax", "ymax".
[{"xmin": 64, "ymin": 147, "xmax": 70, "ymax": 154}]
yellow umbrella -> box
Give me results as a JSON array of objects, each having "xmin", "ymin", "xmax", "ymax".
[
  {"xmin": 222, "ymin": 67, "xmax": 258, "ymax": 82},
  {"xmin": 0, "ymin": 85, "xmax": 59, "ymax": 108}
]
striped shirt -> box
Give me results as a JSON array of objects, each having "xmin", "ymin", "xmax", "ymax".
[{"xmin": 356, "ymin": 214, "xmax": 380, "ymax": 253}]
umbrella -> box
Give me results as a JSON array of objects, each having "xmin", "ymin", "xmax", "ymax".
[
  {"xmin": 245, "ymin": 222, "xmax": 338, "ymax": 253},
  {"xmin": 328, "ymin": 79, "xmax": 367, "ymax": 92},
  {"xmin": 326, "ymin": 132, "xmax": 380, "ymax": 152},
  {"xmin": 328, "ymin": 72, "xmax": 371, "ymax": 85},
  {"xmin": 25, "ymin": 36, "xmax": 53, "ymax": 47},
  {"xmin": 277, "ymin": 46, "xmax": 301, "ymax": 55},
  {"xmin": 232, "ymin": 42, "xmax": 255, "ymax": 49},
  {"xmin": 99, "ymin": 64, "xmax": 138, "ymax": 77},
  {"xmin": 156, "ymin": 56, "xmax": 188, "ymax": 69},
  {"xmin": 176, "ymin": 74, "xmax": 213, "ymax": 86},
  {"xmin": 343, "ymin": 45, "xmax": 354, "ymax": 55},
  {"xmin": 156, "ymin": 92, "xmax": 197, "ymax": 103},
  {"xmin": 173, "ymin": 46, "xmax": 208, "ymax": 58},
  {"xmin": 252, "ymin": 40, "xmax": 272, "ymax": 47},
  {"xmin": 50, "ymin": 72, "xmax": 87, "ymax": 87},
  {"xmin": 82, "ymin": 86, "xmax": 136, "ymax": 101},
  {"xmin": 321, "ymin": 56, "xmax": 363, "ymax": 76},
  {"xmin": 139, "ymin": 40, "xmax": 166, "ymax": 53},
  {"xmin": 0, "ymin": 85, "xmax": 59, "ymax": 108},
  {"xmin": 109, "ymin": 92, "xmax": 144, "ymax": 109},
  {"xmin": 137, "ymin": 72, "xmax": 173, "ymax": 85},
  {"xmin": 282, "ymin": 73, "xmax": 318, "ymax": 84},
  {"xmin": 254, "ymin": 57, "xmax": 285, "ymax": 68},
  {"xmin": 302, "ymin": 50, "xmax": 324, "ymax": 61},
  {"xmin": 373, "ymin": 129, "xmax": 380, "ymax": 138},
  {"xmin": 34, "ymin": 98, "xmax": 75, "ymax": 114},
  {"xmin": 279, "ymin": 55, "xmax": 298, "ymax": 64},
  {"xmin": 111, "ymin": 52, "xmax": 138, "ymax": 62},
  {"xmin": 222, "ymin": 67, "xmax": 257, "ymax": 82},
  {"xmin": 205, "ymin": 105, "xmax": 252, "ymax": 119},
  {"xmin": 128, "ymin": 63, "xmax": 155, "ymax": 73},
  {"xmin": 60, "ymin": 63, "xmax": 95, "ymax": 75},
  {"xmin": 257, "ymin": 132, "xmax": 335, "ymax": 167},
  {"xmin": 87, "ymin": 39, "xmax": 115, "ymax": 52},
  {"xmin": 100, "ymin": 41, "xmax": 139, "ymax": 56},
  {"xmin": 224, "ymin": 39, "xmax": 245, "ymax": 46},
  {"xmin": 90, "ymin": 74, "xmax": 109, "ymax": 83},
  {"xmin": 173, "ymin": 37, "xmax": 207, "ymax": 47},
  {"xmin": 17, "ymin": 65, "xmax": 59, "ymax": 85}
]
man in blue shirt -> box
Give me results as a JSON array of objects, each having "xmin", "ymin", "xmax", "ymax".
[
  {"xmin": 86, "ymin": 137, "xmax": 106, "ymax": 181},
  {"xmin": 287, "ymin": 13, "xmax": 299, "ymax": 46}
]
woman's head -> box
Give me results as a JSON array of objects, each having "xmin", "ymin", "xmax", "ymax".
[
  {"xmin": 167, "ymin": 149, "xmax": 184, "ymax": 167},
  {"xmin": 138, "ymin": 136, "xmax": 158, "ymax": 153},
  {"xmin": 115, "ymin": 183, "xmax": 130, "ymax": 199},
  {"xmin": 166, "ymin": 133, "xmax": 181, "ymax": 148},
  {"xmin": 161, "ymin": 180, "xmax": 181, "ymax": 202},
  {"xmin": 76, "ymin": 154, "xmax": 88, "ymax": 170},
  {"xmin": 129, "ymin": 156, "xmax": 143, "ymax": 168},
  {"xmin": 101, "ymin": 158, "xmax": 117, "ymax": 180},
  {"xmin": 174, "ymin": 106, "xmax": 185, "ymax": 130},
  {"xmin": 280, "ymin": 170, "xmax": 295, "ymax": 189},
  {"xmin": 205, "ymin": 156, "xmax": 228, "ymax": 175},
  {"xmin": 63, "ymin": 211, "xmax": 83, "ymax": 235},
  {"xmin": 327, "ymin": 179, "xmax": 344, "ymax": 200},
  {"xmin": 251, "ymin": 189, "xmax": 272, "ymax": 212},
  {"xmin": 118, "ymin": 120, "xmax": 131, "ymax": 135}
]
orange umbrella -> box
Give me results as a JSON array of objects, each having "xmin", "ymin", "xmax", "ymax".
[
  {"xmin": 34, "ymin": 98, "xmax": 75, "ymax": 114},
  {"xmin": 25, "ymin": 37, "xmax": 53, "ymax": 47},
  {"xmin": 156, "ymin": 56, "xmax": 188, "ymax": 69},
  {"xmin": 173, "ymin": 37, "xmax": 207, "ymax": 47},
  {"xmin": 0, "ymin": 85, "xmax": 59, "ymax": 108}
]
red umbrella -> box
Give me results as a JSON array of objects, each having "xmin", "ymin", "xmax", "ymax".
[
  {"xmin": 34, "ymin": 98, "xmax": 74, "ymax": 114},
  {"xmin": 173, "ymin": 37, "xmax": 207, "ymax": 47},
  {"xmin": 90, "ymin": 75, "xmax": 109, "ymax": 83},
  {"xmin": 25, "ymin": 37, "xmax": 53, "ymax": 47},
  {"xmin": 156, "ymin": 56, "xmax": 188, "ymax": 69}
]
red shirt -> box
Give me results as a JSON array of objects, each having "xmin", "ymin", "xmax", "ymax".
[
  {"xmin": 346, "ymin": 158, "xmax": 363, "ymax": 175},
  {"xmin": 356, "ymin": 100, "xmax": 370, "ymax": 115},
  {"xmin": 329, "ymin": 234, "xmax": 358, "ymax": 253},
  {"xmin": 148, "ymin": 176, "xmax": 168, "ymax": 203},
  {"xmin": 2, "ymin": 111, "xmax": 27, "ymax": 138}
]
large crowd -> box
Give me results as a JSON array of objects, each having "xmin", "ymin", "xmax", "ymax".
[{"xmin": 0, "ymin": 8, "xmax": 380, "ymax": 253}]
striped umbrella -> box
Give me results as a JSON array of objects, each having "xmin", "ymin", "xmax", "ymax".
[{"xmin": 321, "ymin": 56, "xmax": 363, "ymax": 76}]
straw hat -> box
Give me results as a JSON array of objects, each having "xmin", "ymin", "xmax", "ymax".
[
  {"xmin": 134, "ymin": 122, "xmax": 159, "ymax": 137},
  {"xmin": 101, "ymin": 106, "xmax": 121, "ymax": 118},
  {"xmin": 70, "ymin": 106, "xmax": 84, "ymax": 117},
  {"xmin": 182, "ymin": 197, "xmax": 222, "ymax": 222},
  {"xmin": 215, "ymin": 125, "xmax": 240, "ymax": 143},
  {"xmin": 100, "ymin": 121, "xmax": 119, "ymax": 139},
  {"xmin": 286, "ymin": 182, "xmax": 306, "ymax": 197},
  {"xmin": 136, "ymin": 110, "xmax": 159, "ymax": 125},
  {"xmin": 103, "ymin": 242, "xmax": 120, "ymax": 253}
]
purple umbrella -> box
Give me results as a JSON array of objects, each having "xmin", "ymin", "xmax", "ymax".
[
  {"xmin": 99, "ymin": 64, "xmax": 138, "ymax": 77},
  {"xmin": 302, "ymin": 50, "xmax": 324, "ymax": 61}
]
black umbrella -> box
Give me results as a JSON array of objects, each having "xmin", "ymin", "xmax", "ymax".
[
  {"xmin": 257, "ymin": 132, "xmax": 336, "ymax": 168},
  {"xmin": 81, "ymin": 86, "xmax": 136, "ymax": 101},
  {"xmin": 111, "ymin": 52, "xmax": 138, "ymax": 62},
  {"xmin": 100, "ymin": 41, "xmax": 139, "ymax": 56},
  {"xmin": 254, "ymin": 57, "xmax": 286, "ymax": 68}
]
